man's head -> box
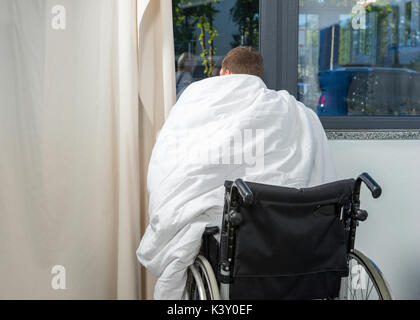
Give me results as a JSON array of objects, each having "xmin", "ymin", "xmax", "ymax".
[{"xmin": 220, "ymin": 46, "xmax": 264, "ymax": 79}]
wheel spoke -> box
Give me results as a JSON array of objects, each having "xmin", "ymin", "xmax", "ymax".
[
  {"xmin": 342, "ymin": 253, "xmax": 388, "ymax": 300},
  {"xmin": 349, "ymin": 263, "xmax": 358, "ymax": 300},
  {"xmin": 365, "ymin": 276, "xmax": 371, "ymax": 300},
  {"xmin": 359, "ymin": 262, "xmax": 364, "ymax": 300},
  {"xmin": 367, "ymin": 279, "xmax": 375, "ymax": 299},
  {"xmin": 349, "ymin": 269, "xmax": 357, "ymax": 300}
]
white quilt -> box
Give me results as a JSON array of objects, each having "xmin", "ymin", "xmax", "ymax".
[{"xmin": 137, "ymin": 74, "xmax": 337, "ymax": 299}]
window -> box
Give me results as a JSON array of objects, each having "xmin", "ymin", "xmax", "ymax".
[
  {"xmin": 261, "ymin": 0, "xmax": 420, "ymax": 129},
  {"xmin": 172, "ymin": 0, "xmax": 260, "ymax": 99}
]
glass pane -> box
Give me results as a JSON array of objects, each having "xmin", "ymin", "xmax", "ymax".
[
  {"xmin": 299, "ymin": 0, "xmax": 420, "ymax": 116},
  {"xmin": 173, "ymin": 0, "xmax": 260, "ymax": 99}
]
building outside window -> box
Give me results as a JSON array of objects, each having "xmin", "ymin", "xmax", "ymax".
[{"xmin": 299, "ymin": 0, "xmax": 420, "ymax": 117}]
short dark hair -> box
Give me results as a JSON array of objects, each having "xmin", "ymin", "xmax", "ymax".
[{"xmin": 221, "ymin": 46, "xmax": 264, "ymax": 79}]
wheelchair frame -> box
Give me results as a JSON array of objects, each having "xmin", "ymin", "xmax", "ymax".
[{"xmin": 184, "ymin": 173, "xmax": 393, "ymax": 300}]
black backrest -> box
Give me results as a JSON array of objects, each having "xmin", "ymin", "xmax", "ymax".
[{"xmin": 228, "ymin": 179, "xmax": 355, "ymax": 300}]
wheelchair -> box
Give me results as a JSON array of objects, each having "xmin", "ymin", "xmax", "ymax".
[{"xmin": 183, "ymin": 173, "xmax": 393, "ymax": 300}]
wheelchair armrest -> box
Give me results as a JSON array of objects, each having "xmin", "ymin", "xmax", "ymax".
[
  {"xmin": 201, "ymin": 227, "xmax": 219, "ymax": 259},
  {"xmin": 204, "ymin": 226, "xmax": 220, "ymax": 236}
]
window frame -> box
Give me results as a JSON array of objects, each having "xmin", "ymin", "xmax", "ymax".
[{"xmin": 259, "ymin": 0, "xmax": 420, "ymax": 130}]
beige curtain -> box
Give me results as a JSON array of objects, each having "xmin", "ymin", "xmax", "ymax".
[
  {"xmin": 138, "ymin": 0, "xmax": 176, "ymax": 300},
  {"xmin": 0, "ymin": 0, "xmax": 172, "ymax": 299}
]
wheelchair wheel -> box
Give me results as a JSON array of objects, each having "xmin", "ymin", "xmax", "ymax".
[
  {"xmin": 339, "ymin": 249, "xmax": 393, "ymax": 300},
  {"xmin": 182, "ymin": 255, "xmax": 221, "ymax": 300}
]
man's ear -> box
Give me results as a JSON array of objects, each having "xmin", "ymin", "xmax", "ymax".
[{"xmin": 220, "ymin": 68, "xmax": 232, "ymax": 76}]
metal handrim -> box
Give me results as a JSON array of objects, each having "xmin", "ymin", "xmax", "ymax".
[{"xmin": 195, "ymin": 255, "xmax": 221, "ymax": 300}]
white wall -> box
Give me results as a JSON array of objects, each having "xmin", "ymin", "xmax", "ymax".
[{"xmin": 329, "ymin": 140, "xmax": 420, "ymax": 299}]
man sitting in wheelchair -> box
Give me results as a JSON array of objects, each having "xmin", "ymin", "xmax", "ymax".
[{"xmin": 136, "ymin": 46, "xmax": 338, "ymax": 300}]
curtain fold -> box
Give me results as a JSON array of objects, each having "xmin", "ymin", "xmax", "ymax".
[
  {"xmin": 137, "ymin": 0, "xmax": 176, "ymax": 300},
  {"xmin": 0, "ymin": 0, "xmax": 143, "ymax": 299},
  {"xmin": 113, "ymin": 0, "xmax": 141, "ymax": 300}
]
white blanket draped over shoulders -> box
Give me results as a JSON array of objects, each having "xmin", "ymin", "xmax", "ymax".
[{"xmin": 137, "ymin": 74, "xmax": 336, "ymax": 299}]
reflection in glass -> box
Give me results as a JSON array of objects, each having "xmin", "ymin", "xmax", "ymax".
[
  {"xmin": 299, "ymin": 0, "xmax": 420, "ymax": 116},
  {"xmin": 172, "ymin": 0, "xmax": 259, "ymax": 98}
]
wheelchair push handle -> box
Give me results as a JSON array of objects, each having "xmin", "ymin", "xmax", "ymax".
[
  {"xmin": 356, "ymin": 173, "xmax": 382, "ymax": 199},
  {"xmin": 234, "ymin": 179, "xmax": 254, "ymax": 205}
]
